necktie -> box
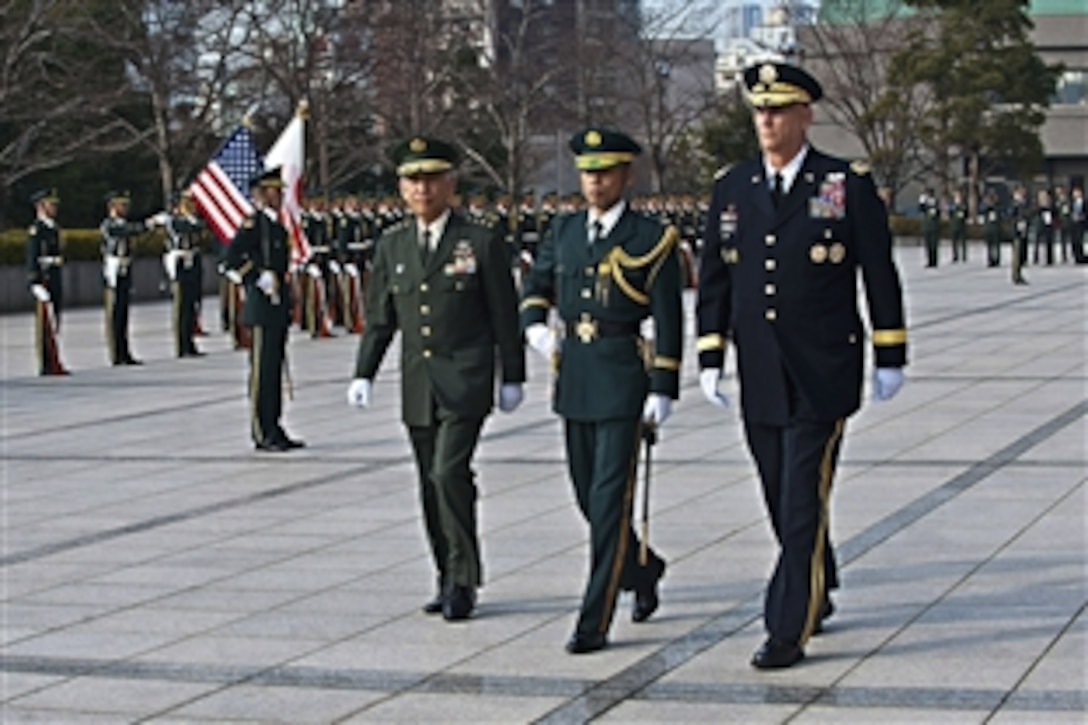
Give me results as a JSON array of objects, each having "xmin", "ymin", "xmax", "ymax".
[
  {"xmin": 420, "ymin": 228, "xmax": 432, "ymax": 264},
  {"xmin": 589, "ymin": 220, "xmax": 603, "ymax": 245},
  {"xmin": 772, "ymin": 173, "xmax": 784, "ymax": 209}
]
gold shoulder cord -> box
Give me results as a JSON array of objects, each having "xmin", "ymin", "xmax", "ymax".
[{"xmin": 602, "ymin": 226, "xmax": 679, "ymax": 306}]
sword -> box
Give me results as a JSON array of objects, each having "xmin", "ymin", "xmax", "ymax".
[{"xmin": 639, "ymin": 422, "xmax": 657, "ymax": 566}]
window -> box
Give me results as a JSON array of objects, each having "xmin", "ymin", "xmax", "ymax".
[{"xmin": 1053, "ymin": 70, "xmax": 1085, "ymax": 105}]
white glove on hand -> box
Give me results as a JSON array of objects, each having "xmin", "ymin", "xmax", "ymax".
[
  {"xmin": 257, "ymin": 270, "xmax": 276, "ymax": 294},
  {"xmin": 498, "ymin": 383, "xmax": 523, "ymax": 412},
  {"xmin": 31, "ymin": 284, "xmax": 50, "ymax": 303},
  {"xmin": 307, "ymin": 264, "xmax": 323, "ymax": 279},
  {"xmin": 642, "ymin": 393, "xmax": 672, "ymax": 426},
  {"xmin": 329, "ymin": 260, "xmax": 342, "ymax": 275},
  {"xmin": 525, "ymin": 323, "xmax": 556, "ymax": 360},
  {"xmin": 345, "ymin": 262, "xmax": 359, "ymax": 277},
  {"xmin": 225, "ymin": 269, "xmax": 243, "ymax": 285},
  {"xmin": 872, "ymin": 367, "xmax": 905, "ymax": 402},
  {"xmin": 347, "ymin": 378, "xmax": 372, "ymax": 408},
  {"xmin": 700, "ymin": 368, "xmax": 729, "ymax": 407}
]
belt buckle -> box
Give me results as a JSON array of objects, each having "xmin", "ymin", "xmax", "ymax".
[{"xmin": 575, "ymin": 313, "xmax": 598, "ymax": 343}]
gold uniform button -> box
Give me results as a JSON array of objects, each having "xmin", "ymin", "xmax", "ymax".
[
  {"xmin": 423, "ymin": 349, "xmax": 432, "ymax": 358},
  {"xmin": 849, "ymin": 333, "xmax": 858, "ymax": 344},
  {"xmin": 420, "ymin": 283, "xmax": 429, "ymax": 292},
  {"xmin": 765, "ymin": 234, "xmax": 776, "ymax": 246},
  {"xmin": 581, "ymin": 289, "xmax": 592, "ymax": 299},
  {"xmin": 420, "ymin": 305, "xmax": 430, "ymax": 315},
  {"xmin": 765, "ymin": 308, "xmax": 777, "ymax": 321},
  {"xmin": 765, "ymin": 283, "xmax": 776, "ymax": 295},
  {"xmin": 421, "ymin": 326, "xmax": 431, "ymax": 336},
  {"xmin": 765, "ymin": 258, "xmax": 776, "ymax": 271}
]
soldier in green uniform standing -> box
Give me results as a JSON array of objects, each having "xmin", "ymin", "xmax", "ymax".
[
  {"xmin": 26, "ymin": 188, "xmax": 70, "ymax": 375},
  {"xmin": 948, "ymin": 188, "xmax": 968, "ymax": 263},
  {"xmin": 100, "ymin": 191, "xmax": 150, "ymax": 366},
  {"xmin": 520, "ymin": 128, "xmax": 683, "ymax": 654},
  {"xmin": 1009, "ymin": 185, "xmax": 1031, "ymax": 285},
  {"xmin": 224, "ymin": 168, "xmax": 305, "ymax": 452},
  {"xmin": 163, "ymin": 191, "xmax": 206, "ymax": 357},
  {"xmin": 981, "ymin": 189, "xmax": 1003, "ymax": 267},
  {"xmin": 347, "ymin": 137, "xmax": 525, "ymax": 622},
  {"xmin": 919, "ymin": 188, "xmax": 940, "ymax": 268}
]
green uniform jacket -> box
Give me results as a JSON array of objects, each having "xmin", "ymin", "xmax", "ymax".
[
  {"xmin": 27, "ymin": 218, "xmax": 63, "ymax": 292},
  {"xmin": 520, "ymin": 207, "xmax": 683, "ymax": 421},
  {"xmin": 355, "ymin": 211, "xmax": 526, "ymax": 427},
  {"xmin": 224, "ymin": 210, "xmax": 292, "ymax": 328}
]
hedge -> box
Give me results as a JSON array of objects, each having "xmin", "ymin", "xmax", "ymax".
[{"xmin": 0, "ymin": 227, "xmax": 218, "ymax": 266}]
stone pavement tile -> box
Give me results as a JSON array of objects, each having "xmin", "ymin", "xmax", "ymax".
[
  {"xmin": 340, "ymin": 692, "xmax": 565, "ymax": 723},
  {"xmin": 67, "ymin": 607, "xmax": 244, "ymax": 639},
  {"xmin": 792, "ymin": 706, "xmax": 988, "ymax": 723},
  {"xmin": 210, "ymin": 610, "xmax": 386, "ymax": 642},
  {"xmin": 161, "ymin": 684, "xmax": 385, "ymax": 724},
  {"xmin": 0, "ymin": 707, "xmax": 128, "ymax": 723},
  {"xmin": 1014, "ymin": 609, "xmax": 1087, "ymax": 692},
  {"xmin": 0, "ymin": 673, "xmax": 66, "ymax": 703},
  {"xmin": 3, "ymin": 630, "xmax": 171, "ymax": 661},
  {"xmin": 133, "ymin": 634, "xmax": 327, "ymax": 668},
  {"xmin": 599, "ymin": 700, "xmax": 799, "ymax": 723},
  {"xmin": 989, "ymin": 708, "xmax": 1088, "ymax": 723},
  {"xmin": 9, "ymin": 677, "xmax": 216, "ymax": 718},
  {"xmin": 292, "ymin": 636, "xmax": 478, "ymax": 673}
]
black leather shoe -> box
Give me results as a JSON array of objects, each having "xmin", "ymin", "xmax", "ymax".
[
  {"xmin": 812, "ymin": 597, "xmax": 835, "ymax": 635},
  {"xmin": 422, "ymin": 591, "xmax": 445, "ymax": 615},
  {"xmin": 751, "ymin": 639, "xmax": 804, "ymax": 669},
  {"xmin": 442, "ymin": 585, "xmax": 475, "ymax": 621},
  {"xmin": 632, "ymin": 559, "xmax": 666, "ymax": 623},
  {"xmin": 277, "ymin": 436, "xmax": 306, "ymax": 449},
  {"xmin": 565, "ymin": 632, "xmax": 607, "ymax": 655},
  {"xmin": 122, "ymin": 357, "xmax": 143, "ymax": 366},
  {"xmin": 254, "ymin": 439, "xmax": 288, "ymax": 452}
]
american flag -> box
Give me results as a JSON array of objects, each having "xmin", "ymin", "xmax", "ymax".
[{"xmin": 188, "ymin": 125, "xmax": 263, "ymax": 244}]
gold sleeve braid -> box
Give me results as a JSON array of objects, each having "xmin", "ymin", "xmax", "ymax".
[
  {"xmin": 601, "ymin": 226, "xmax": 679, "ymax": 306},
  {"xmin": 872, "ymin": 328, "xmax": 907, "ymax": 346}
]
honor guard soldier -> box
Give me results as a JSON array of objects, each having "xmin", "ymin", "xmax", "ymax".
[
  {"xmin": 981, "ymin": 189, "xmax": 1003, "ymax": 267},
  {"xmin": 100, "ymin": 190, "xmax": 149, "ymax": 366},
  {"xmin": 336, "ymin": 192, "xmax": 368, "ymax": 333},
  {"xmin": 948, "ymin": 188, "xmax": 968, "ymax": 263},
  {"xmin": 347, "ymin": 137, "xmax": 525, "ymax": 621},
  {"xmin": 920, "ymin": 188, "xmax": 940, "ymax": 268},
  {"xmin": 1010, "ymin": 185, "xmax": 1030, "ymax": 284},
  {"xmin": 162, "ymin": 191, "xmax": 206, "ymax": 356},
  {"xmin": 26, "ymin": 188, "xmax": 70, "ymax": 375},
  {"xmin": 224, "ymin": 168, "xmax": 305, "ymax": 452},
  {"xmin": 1071, "ymin": 186, "xmax": 1086, "ymax": 264},
  {"xmin": 521, "ymin": 127, "xmax": 682, "ymax": 655},
  {"xmin": 1033, "ymin": 188, "xmax": 1057, "ymax": 266},
  {"xmin": 697, "ymin": 63, "xmax": 908, "ymax": 669},
  {"xmin": 302, "ymin": 191, "xmax": 335, "ymax": 337},
  {"xmin": 1055, "ymin": 185, "xmax": 1073, "ymax": 263}
]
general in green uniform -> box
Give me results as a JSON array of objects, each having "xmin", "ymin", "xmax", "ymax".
[
  {"xmin": 348, "ymin": 137, "xmax": 525, "ymax": 622},
  {"xmin": 521, "ymin": 128, "xmax": 683, "ymax": 654},
  {"xmin": 224, "ymin": 168, "xmax": 305, "ymax": 452}
]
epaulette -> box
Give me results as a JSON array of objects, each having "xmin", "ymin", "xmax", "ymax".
[
  {"xmin": 381, "ymin": 220, "xmax": 408, "ymax": 236},
  {"xmin": 713, "ymin": 164, "xmax": 732, "ymax": 181},
  {"xmin": 850, "ymin": 159, "xmax": 871, "ymax": 176}
]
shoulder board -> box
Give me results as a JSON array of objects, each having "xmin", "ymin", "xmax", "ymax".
[
  {"xmin": 850, "ymin": 160, "xmax": 871, "ymax": 176},
  {"xmin": 713, "ymin": 164, "xmax": 732, "ymax": 181}
]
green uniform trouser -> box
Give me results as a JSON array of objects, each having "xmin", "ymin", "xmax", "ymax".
[
  {"xmin": 565, "ymin": 417, "xmax": 662, "ymax": 637},
  {"xmin": 409, "ymin": 411, "xmax": 485, "ymax": 589},
  {"xmin": 924, "ymin": 231, "xmax": 939, "ymax": 267},
  {"xmin": 249, "ymin": 324, "xmax": 286, "ymax": 445}
]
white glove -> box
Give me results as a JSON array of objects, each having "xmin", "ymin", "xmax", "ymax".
[
  {"xmin": 31, "ymin": 284, "xmax": 50, "ymax": 302},
  {"xmin": 519, "ymin": 250, "xmax": 534, "ymax": 265},
  {"xmin": 307, "ymin": 264, "xmax": 323, "ymax": 279},
  {"xmin": 347, "ymin": 378, "xmax": 372, "ymax": 408},
  {"xmin": 225, "ymin": 269, "xmax": 243, "ymax": 285},
  {"xmin": 257, "ymin": 270, "xmax": 277, "ymax": 294},
  {"xmin": 700, "ymin": 368, "xmax": 729, "ymax": 407},
  {"xmin": 162, "ymin": 250, "xmax": 179, "ymax": 281},
  {"xmin": 872, "ymin": 367, "xmax": 905, "ymax": 402},
  {"xmin": 498, "ymin": 383, "xmax": 523, "ymax": 412},
  {"xmin": 329, "ymin": 260, "xmax": 342, "ymax": 275},
  {"xmin": 147, "ymin": 212, "xmax": 170, "ymax": 227},
  {"xmin": 525, "ymin": 323, "xmax": 556, "ymax": 360},
  {"xmin": 345, "ymin": 262, "xmax": 359, "ymax": 277},
  {"xmin": 642, "ymin": 393, "xmax": 672, "ymax": 426}
]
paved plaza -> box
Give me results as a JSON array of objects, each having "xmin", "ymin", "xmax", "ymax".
[{"xmin": 1, "ymin": 245, "xmax": 1085, "ymax": 723}]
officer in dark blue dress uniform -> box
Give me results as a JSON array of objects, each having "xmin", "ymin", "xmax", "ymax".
[
  {"xmin": 697, "ymin": 63, "xmax": 908, "ymax": 669},
  {"xmin": 521, "ymin": 128, "xmax": 683, "ymax": 654}
]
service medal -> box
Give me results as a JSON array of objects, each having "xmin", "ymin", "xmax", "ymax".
[{"xmin": 810, "ymin": 243, "xmax": 828, "ymax": 264}]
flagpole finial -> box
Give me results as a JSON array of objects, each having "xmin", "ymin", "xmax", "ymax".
[
  {"xmin": 242, "ymin": 114, "xmax": 255, "ymax": 129},
  {"xmin": 296, "ymin": 100, "xmax": 310, "ymax": 120}
]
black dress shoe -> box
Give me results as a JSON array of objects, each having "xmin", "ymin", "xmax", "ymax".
[
  {"xmin": 122, "ymin": 357, "xmax": 143, "ymax": 366},
  {"xmin": 254, "ymin": 439, "xmax": 288, "ymax": 452},
  {"xmin": 751, "ymin": 638, "xmax": 804, "ymax": 669},
  {"xmin": 277, "ymin": 436, "xmax": 306, "ymax": 449},
  {"xmin": 442, "ymin": 585, "xmax": 475, "ymax": 621},
  {"xmin": 632, "ymin": 559, "xmax": 666, "ymax": 623},
  {"xmin": 422, "ymin": 591, "xmax": 445, "ymax": 615},
  {"xmin": 565, "ymin": 632, "xmax": 607, "ymax": 654},
  {"xmin": 812, "ymin": 597, "xmax": 835, "ymax": 635}
]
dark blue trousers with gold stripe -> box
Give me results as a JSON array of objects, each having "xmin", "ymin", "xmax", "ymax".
[
  {"xmin": 744, "ymin": 417, "xmax": 844, "ymax": 647},
  {"xmin": 564, "ymin": 417, "xmax": 664, "ymax": 638}
]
